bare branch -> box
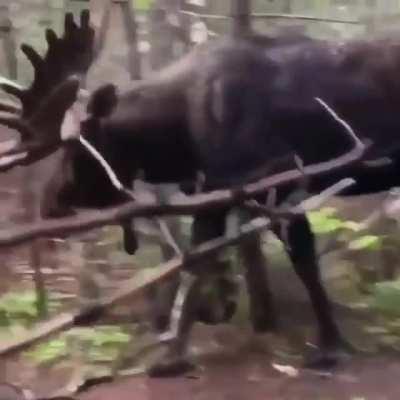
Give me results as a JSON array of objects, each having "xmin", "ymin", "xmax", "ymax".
[
  {"xmin": 0, "ymin": 146, "xmax": 367, "ymax": 248},
  {"xmin": 0, "ymin": 172, "xmax": 356, "ymax": 249},
  {"xmin": 156, "ymin": 218, "xmax": 183, "ymax": 257},
  {"xmin": 158, "ymin": 271, "xmax": 196, "ymax": 343},
  {"xmin": 0, "ymin": 98, "xmax": 367, "ymax": 247},
  {"xmin": 0, "ymin": 216, "xmax": 271, "ymax": 357},
  {"xmin": 79, "ymin": 135, "xmax": 135, "ymax": 199},
  {"xmin": 244, "ymin": 178, "xmax": 355, "ymax": 218},
  {"xmin": 179, "ymin": 10, "xmax": 360, "ymax": 25},
  {"xmin": 315, "ymin": 97, "xmax": 364, "ymax": 148},
  {"xmin": 295, "ymin": 178, "xmax": 355, "ymax": 212}
]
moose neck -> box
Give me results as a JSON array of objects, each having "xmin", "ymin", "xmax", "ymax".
[{"xmin": 102, "ymin": 95, "xmax": 198, "ymax": 186}]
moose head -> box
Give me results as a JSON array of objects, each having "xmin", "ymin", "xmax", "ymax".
[{"xmin": 0, "ymin": 11, "xmax": 140, "ymax": 253}]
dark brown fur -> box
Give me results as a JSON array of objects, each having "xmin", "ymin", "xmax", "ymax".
[{"xmin": 42, "ymin": 31, "xmax": 400, "ymax": 374}]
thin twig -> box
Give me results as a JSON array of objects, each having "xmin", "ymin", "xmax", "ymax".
[
  {"xmin": 158, "ymin": 271, "xmax": 196, "ymax": 343},
  {"xmin": 156, "ymin": 218, "xmax": 183, "ymax": 257},
  {"xmin": 315, "ymin": 97, "xmax": 364, "ymax": 148},
  {"xmin": 292, "ymin": 178, "xmax": 355, "ymax": 213},
  {"xmin": 79, "ymin": 136, "xmax": 135, "ymax": 199},
  {"xmin": 78, "ymin": 136, "xmax": 123, "ymax": 192},
  {"xmin": 0, "ymin": 98, "xmax": 367, "ymax": 247},
  {"xmin": 0, "ymin": 141, "xmax": 366, "ymax": 248},
  {"xmin": 244, "ymin": 178, "xmax": 355, "ymax": 218},
  {"xmin": 179, "ymin": 10, "xmax": 360, "ymax": 25}
]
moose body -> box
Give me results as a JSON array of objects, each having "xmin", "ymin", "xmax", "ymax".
[
  {"xmin": 47, "ymin": 32, "xmax": 400, "ymax": 375},
  {"xmin": 2, "ymin": 12, "xmax": 400, "ymax": 376},
  {"xmin": 63, "ymin": 34, "xmax": 400, "ymax": 198}
]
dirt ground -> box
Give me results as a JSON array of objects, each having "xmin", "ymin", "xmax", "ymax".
[
  {"xmin": 79, "ymin": 357, "xmax": 400, "ymax": 400},
  {"xmin": 78, "ymin": 325, "xmax": 400, "ymax": 400}
]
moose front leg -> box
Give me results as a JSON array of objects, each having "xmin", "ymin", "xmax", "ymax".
[
  {"xmin": 147, "ymin": 271, "xmax": 204, "ymax": 377},
  {"xmin": 148, "ymin": 209, "xmax": 234, "ymax": 377},
  {"xmin": 275, "ymin": 214, "xmax": 351, "ymax": 368}
]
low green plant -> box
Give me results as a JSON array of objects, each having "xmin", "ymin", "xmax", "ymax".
[
  {"xmin": 134, "ymin": 0, "xmax": 153, "ymax": 10},
  {"xmin": 308, "ymin": 207, "xmax": 384, "ymax": 252},
  {"xmin": 0, "ymin": 290, "xmax": 60, "ymax": 328},
  {"xmin": 26, "ymin": 325, "xmax": 131, "ymax": 366}
]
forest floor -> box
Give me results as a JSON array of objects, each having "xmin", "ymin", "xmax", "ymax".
[
  {"xmin": 4, "ymin": 316, "xmax": 400, "ymax": 400},
  {"xmin": 3, "ymin": 263, "xmax": 400, "ymax": 400},
  {"xmin": 76, "ymin": 276, "xmax": 400, "ymax": 400},
  {"xmin": 79, "ymin": 349, "xmax": 400, "ymax": 400}
]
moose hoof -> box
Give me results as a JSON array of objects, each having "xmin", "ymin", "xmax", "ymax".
[
  {"xmin": 153, "ymin": 314, "xmax": 171, "ymax": 333},
  {"xmin": 196, "ymin": 300, "xmax": 237, "ymax": 325},
  {"xmin": 250, "ymin": 309, "xmax": 278, "ymax": 333},
  {"xmin": 147, "ymin": 357, "xmax": 195, "ymax": 378},
  {"xmin": 304, "ymin": 342, "xmax": 353, "ymax": 370}
]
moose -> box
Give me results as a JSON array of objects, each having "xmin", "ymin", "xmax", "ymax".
[{"xmin": 0, "ymin": 10, "xmax": 398, "ymax": 376}]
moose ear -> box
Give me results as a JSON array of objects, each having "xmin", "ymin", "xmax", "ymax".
[{"xmin": 87, "ymin": 84, "xmax": 118, "ymax": 118}]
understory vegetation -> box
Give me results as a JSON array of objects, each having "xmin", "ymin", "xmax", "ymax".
[{"xmin": 2, "ymin": 206, "xmax": 400, "ymax": 382}]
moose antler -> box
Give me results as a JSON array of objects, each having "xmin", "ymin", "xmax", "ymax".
[{"xmin": 0, "ymin": 10, "xmax": 95, "ymax": 170}]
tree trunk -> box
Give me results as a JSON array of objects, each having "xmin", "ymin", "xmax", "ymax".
[{"xmin": 231, "ymin": 0, "xmax": 251, "ymax": 36}]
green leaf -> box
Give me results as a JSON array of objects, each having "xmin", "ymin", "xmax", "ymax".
[
  {"xmin": 0, "ymin": 290, "xmax": 61, "ymax": 328},
  {"xmin": 0, "ymin": 291, "xmax": 38, "ymax": 319},
  {"xmin": 134, "ymin": 0, "xmax": 153, "ymax": 10},
  {"xmin": 371, "ymin": 281, "xmax": 400, "ymax": 316},
  {"xmin": 340, "ymin": 221, "xmax": 362, "ymax": 232},
  {"xmin": 310, "ymin": 216, "xmax": 343, "ymax": 234},
  {"xmin": 308, "ymin": 207, "xmax": 364, "ymax": 235},
  {"xmin": 348, "ymin": 235, "xmax": 382, "ymax": 251},
  {"xmin": 26, "ymin": 326, "xmax": 132, "ymax": 366},
  {"xmin": 308, "ymin": 208, "xmax": 344, "ymax": 234},
  {"xmin": 26, "ymin": 338, "xmax": 68, "ymax": 364}
]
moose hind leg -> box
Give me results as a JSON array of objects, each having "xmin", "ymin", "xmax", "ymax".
[
  {"xmin": 191, "ymin": 210, "xmax": 238, "ymax": 325},
  {"xmin": 277, "ymin": 214, "xmax": 350, "ymax": 368},
  {"xmin": 238, "ymin": 232, "xmax": 277, "ymax": 332}
]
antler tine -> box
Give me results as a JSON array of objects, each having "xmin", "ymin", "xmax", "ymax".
[
  {"xmin": 0, "ymin": 112, "xmax": 31, "ymax": 139},
  {"xmin": 0, "ymin": 112, "xmax": 32, "ymax": 170},
  {"xmin": 0, "ymin": 10, "xmax": 95, "ymax": 169},
  {"xmin": 21, "ymin": 44, "xmax": 44, "ymax": 80},
  {"xmin": 0, "ymin": 83, "xmax": 23, "ymax": 101},
  {"xmin": 0, "ymin": 100, "xmax": 20, "ymax": 114},
  {"xmin": 31, "ymin": 77, "xmax": 81, "ymax": 134},
  {"xmin": 81, "ymin": 8, "xmax": 90, "ymax": 28},
  {"xmin": 0, "ymin": 76, "xmax": 24, "ymax": 112},
  {"xmin": 14, "ymin": 10, "xmax": 95, "ymax": 118}
]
